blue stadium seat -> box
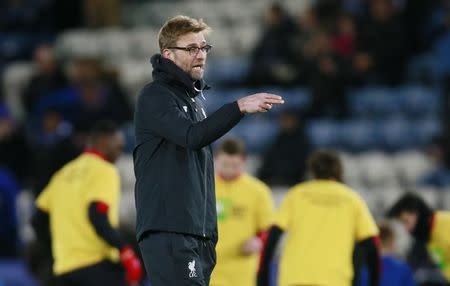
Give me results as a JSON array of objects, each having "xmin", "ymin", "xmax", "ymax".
[
  {"xmin": 348, "ymin": 87, "xmax": 401, "ymax": 118},
  {"xmin": 306, "ymin": 120, "xmax": 342, "ymax": 148},
  {"xmin": 270, "ymin": 88, "xmax": 311, "ymax": 115},
  {"xmin": 204, "ymin": 88, "xmax": 249, "ymax": 113},
  {"xmin": 397, "ymin": 85, "xmax": 441, "ymax": 117},
  {"xmin": 375, "ymin": 118, "xmax": 413, "ymax": 151},
  {"xmin": 204, "ymin": 57, "xmax": 250, "ymax": 85},
  {"xmin": 227, "ymin": 116, "xmax": 279, "ymax": 153},
  {"xmin": 412, "ymin": 117, "xmax": 441, "ymax": 147},
  {"xmin": 433, "ymin": 32, "xmax": 450, "ymax": 77},
  {"xmin": 0, "ymin": 34, "xmax": 54, "ymax": 63},
  {"xmin": 340, "ymin": 120, "xmax": 377, "ymax": 151},
  {"xmin": 0, "ymin": 260, "xmax": 38, "ymax": 286}
]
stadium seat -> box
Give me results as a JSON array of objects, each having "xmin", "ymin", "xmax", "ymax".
[
  {"xmin": 441, "ymin": 190, "xmax": 450, "ymax": 210},
  {"xmin": 97, "ymin": 29, "xmax": 131, "ymax": 60},
  {"xmin": 340, "ymin": 120, "xmax": 377, "ymax": 151},
  {"xmin": 56, "ymin": 30, "xmax": 102, "ymax": 58},
  {"xmin": 2, "ymin": 62, "xmax": 35, "ymax": 120},
  {"xmin": 306, "ymin": 120, "xmax": 341, "ymax": 148},
  {"xmin": 0, "ymin": 260, "xmax": 39, "ymax": 286},
  {"xmin": 16, "ymin": 190, "xmax": 36, "ymax": 244},
  {"xmin": 416, "ymin": 188, "xmax": 442, "ymax": 209},
  {"xmin": 412, "ymin": 117, "xmax": 441, "ymax": 147},
  {"xmin": 227, "ymin": 116, "xmax": 279, "ymax": 153},
  {"xmin": 204, "ymin": 58, "xmax": 250, "ymax": 85},
  {"xmin": 245, "ymin": 155, "xmax": 262, "ymax": 177},
  {"xmin": 266, "ymin": 87, "xmax": 311, "ymax": 115},
  {"xmin": 119, "ymin": 188, "xmax": 136, "ymax": 232},
  {"xmin": 204, "ymin": 88, "xmax": 250, "ymax": 113},
  {"xmin": 392, "ymin": 150, "xmax": 434, "ymax": 188},
  {"xmin": 117, "ymin": 59, "xmax": 152, "ymax": 101},
  {"xmin": 376, "ymin": 187, "xmax": 404, "ymax": 213},
  {"xmin": 356, "ymin": 189, "xmax": 382, "ymax": 216},
  {"xmin": 376, "ymin": 118, "xmax": 413, "ymax": 151},
  {"xmin": 397, "ymin": 85, "xmax": 441, "ymax": 117},
  {"xmin": 357, "ymin": 151, "xmax": 400, "ymax": 190},
  {"xmin": 338, "ymin": 152, "xmax": 364, "ymax": 190},
  {"xmin": 272, "ymin": 186, "xmax": 289, "ymax": 208},
  {"xmin": 129, "ymin": 28, "xmax": 160, "ymax": 60},
  {"xmin": 348, "ymin": 87, "xmax": 401, "ymax": 118},
  {"xmin": 116, "ymin": 154, "xmax": 135, "ymax": 190}
]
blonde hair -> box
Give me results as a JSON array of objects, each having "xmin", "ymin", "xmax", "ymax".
[{"xmin": 158, "ymin": 15, "xmax": 211, "ymax": 52}]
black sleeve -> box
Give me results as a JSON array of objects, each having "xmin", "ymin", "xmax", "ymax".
[
  {"xmin": 31, "ymin": 208, "xmax": 51, "ymax": 245},
  {"xmin": 358, "ymin": 236, "xmax": 381, "ymax": 286},
  {"xmin": 257, "ymin": 225, "xmax": 284, "ymax": 286},
  {"xmin": 88, "ymin": 202, "xmax": 125, "ymax": 250},
  {"xmin": 135, "ymin": 88, "xmax": 244, "ymax": 150}
]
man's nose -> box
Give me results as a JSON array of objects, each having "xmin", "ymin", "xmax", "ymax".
[{"xmin": 195, "ymin": 49, "xmax": 207, "ymax": 59}]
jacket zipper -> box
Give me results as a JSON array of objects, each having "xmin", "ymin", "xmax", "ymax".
[
  {"xmin": 186, "ymin": 90, "xmax": 208, "ymax": 237},
  {"xmin": 202, "ymin": 150, "xmax": 208, "ymax": 237}
]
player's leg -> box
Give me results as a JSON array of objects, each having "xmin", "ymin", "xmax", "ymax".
[
  {"xmin": 139, "ymin": 231, "xmax": 208, "ymax": 286},
  {"xmin": 199, "ymin": 238, "xmax": 216, "ymax": 285}
]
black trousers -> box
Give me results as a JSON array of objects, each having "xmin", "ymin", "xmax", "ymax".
[
  {"xmin": 139, "ymin": 231, "xmax": 216, "ymax": 286},
  {"xmin": 56, "ymin": 260, "xmax": 127, "ymax": 286}
]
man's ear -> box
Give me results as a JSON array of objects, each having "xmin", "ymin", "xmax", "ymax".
[{"xmin": 161, "ymin": 49, "xmax": 172, "ymax": 60}]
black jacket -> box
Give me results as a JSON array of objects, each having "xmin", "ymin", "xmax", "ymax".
[{"xmin": 133, "ymin": 55, "xmax": 243, "ymax": 241}]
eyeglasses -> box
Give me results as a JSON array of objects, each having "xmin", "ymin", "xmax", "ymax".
[{"xmin": 167, "ymin": 44, "xmax": 212, "ymax": 56}]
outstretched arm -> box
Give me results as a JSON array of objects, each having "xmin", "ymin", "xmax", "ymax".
[{"xmin": 257, "ymin": 225, "xmax": 284, "ymax": 286}]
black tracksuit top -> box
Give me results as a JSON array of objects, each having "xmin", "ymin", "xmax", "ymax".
[{"xmin": 133, "ymin": 54, "xmax": 244, "ymax": 241}]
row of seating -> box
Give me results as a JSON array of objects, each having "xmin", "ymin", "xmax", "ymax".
[
  {"xmin": 307, "ymin": 117, "xmax": 440, "ymax": 151},
  {"xmin": 121, "ymin": 0, "xmax": 306, "ymax": 33},
  {"xmin": 113, "ymin": 149, "xmax": 446, "ymax": 229},
  {"xmin": 116, "ymin": 150, "xmax": 435, "ymax": 201},
  {"xmin": 205, "ymin": 85, "xmax": 441, "ymax": 118}
]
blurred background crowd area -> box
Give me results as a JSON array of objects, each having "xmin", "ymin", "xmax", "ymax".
[{"xmin": 1, "ymin": 0, "xmax": 450, "ymax": 285}]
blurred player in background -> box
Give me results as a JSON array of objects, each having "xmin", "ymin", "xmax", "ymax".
[
  {"xmin": 210, "ymin": 138, "xmax": 274, "ymax": 286},
  {"xmin": 388, "ymin": 192, "xmax": 450, "ymax": 282},
  {"xmin": 258, "ymin": 150, "xmax": 380, "ymax": 286},
  {"xmin": 359, "ymin": 221, "xmax": 415, "ymax": 286},
  {"xmin": 32, "ymin": 121, "xmax": 142, "ymax": 286}
]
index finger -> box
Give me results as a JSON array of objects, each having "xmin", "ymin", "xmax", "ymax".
[{"xmin": 262, "ymin": 93, "xmax": 283, "ymax": 100}]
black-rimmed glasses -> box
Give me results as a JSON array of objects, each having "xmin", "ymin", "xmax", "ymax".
[{"xmin": 167, "ymin": 44, "xmax": 212, "ymax": 56}]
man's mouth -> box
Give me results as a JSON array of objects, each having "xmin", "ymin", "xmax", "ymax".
[{"xmin": 192, "ymin": 64, "xmax": 204, "ymax": 72}]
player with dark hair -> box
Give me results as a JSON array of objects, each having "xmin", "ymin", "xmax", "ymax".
[
  {"xmin": 387, "ymin": 192, "xmax": 450, "ymax": 281},
  {"xmin": 210, "ymin": 138, "xmax": 274, "ymax": 286},
  {"xmin": 258, "ymin": 150, "xmax": 380, "ymax": 286},
  {"xmin": 32, "ymin": 120, "xmax": 142, "ymax": 286}
]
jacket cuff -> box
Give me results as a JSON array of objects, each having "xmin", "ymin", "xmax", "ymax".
[{"xmin": 231, "ymin": 101, "xmax": 246, "ymax": 117}]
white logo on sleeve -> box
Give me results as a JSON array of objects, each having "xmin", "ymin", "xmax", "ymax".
[
  {"xmin": 183, "ymin": 106, "xmax": 188, "ymax": 113},
  {"xmin": 188, "ymin": 259, "xmax": 197, "ymax": 278}
]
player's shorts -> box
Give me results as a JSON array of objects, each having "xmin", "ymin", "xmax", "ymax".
[{"xmin": 139, "ymin": 231, "xmax": 216, "ymax": 286}]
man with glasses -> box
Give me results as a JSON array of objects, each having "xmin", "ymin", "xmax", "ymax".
[{"xmin": 134, "ymin": 15, "xmax": 284, "ymax": 286}]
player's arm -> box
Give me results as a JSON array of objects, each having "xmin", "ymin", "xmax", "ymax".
[
  {"xmin": 33, "ymin": 184, "xmax": 53, "ymax": 247},
  {"xmin": 357, "ymin": 236, "xmax": 381, "ymax": 286},
  {"xmin": 88, "ymin": 201, "xmax": 125, "ymax": 249},
  {"xmin": 31, "ymin": 208, "xmax": 51, "ymax": 246},
  {"xmin": 242, "ymin": 185, "xmax": 274, "ymax": 256},
  {"xmin": 257, "ymin": 225, "xmax": 284, "ymax": 286},
  {"xmin": 136, "ymin": 89, "xmax": 244, "ymax": 150},
  {"xmin": 354, "ymin": 195, "xmax": 381, "ymax": 286},
  {"xmin": 88, "ymin": 201, "xmax": 142, "ymax": 284}
]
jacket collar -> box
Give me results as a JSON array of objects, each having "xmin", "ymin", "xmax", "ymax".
[{"xmin": 150, "ymin": 54, "xmax": 210, "ymax": 98}]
